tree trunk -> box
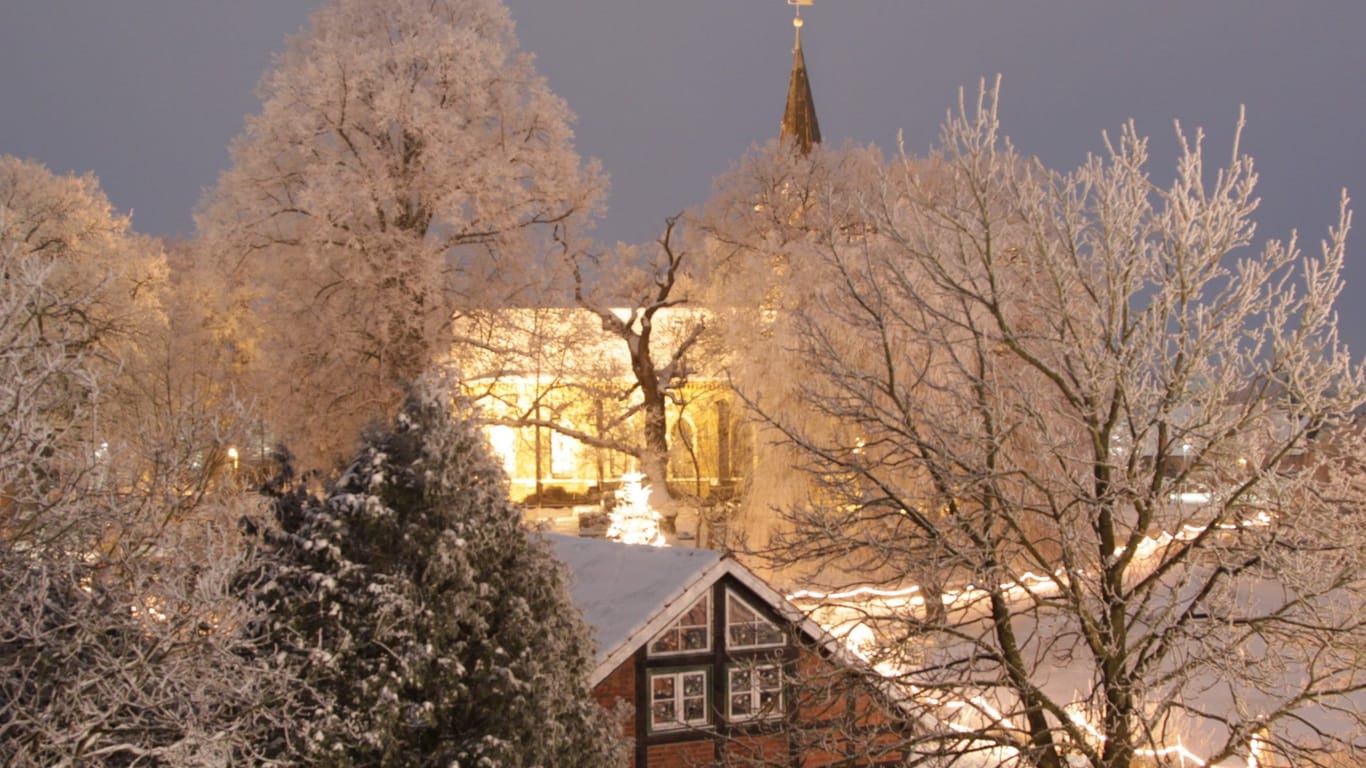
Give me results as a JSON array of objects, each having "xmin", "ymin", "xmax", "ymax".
[{"xmin": 641, "ymin": 395, "xmax": 675, "ymax": 529}]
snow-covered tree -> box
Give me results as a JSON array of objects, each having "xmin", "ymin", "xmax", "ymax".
[
  {"xmin": 196, "ymin": 0, "xmax": 606, "ymax": 470},
  {"xmin": 707, "ymin": 86, "xmax": 1366, "ymax": 767},
  {"xmin": 237, "ymin": 370, "xmax": 623, "ymax": 766},
  {"xmin": 0, "ymin": 157, "xmax": 263, "ymax": 554},
  {"xmin": 452, "ymin": 217, "xmax": 716, "ymax": 524},
  {"xmin": 697, "ymin": 140, "xmax": 886, "ymax": 552},
  {"xmin": 0, "ymin": 159, "xmax": 297, "ymax": 765},
  {"xmin": 0, "ymin": 155, "xmax": 168, "ymax": 548},
  {"xmin": 123, "ymin": 237, "xmax": 272, "ymax": 494},
  {"xmin": 0, "ymin": 498, "xmax": 300, "ymax": 767},
  {"xmin": 566, "ymin": 217, "xmax": 709, "ymax": 513}
]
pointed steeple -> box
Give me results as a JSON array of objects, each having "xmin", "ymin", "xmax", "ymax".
[{"xmin": 781, "ymin": 6, "xmax": 821, "ymax": 155}]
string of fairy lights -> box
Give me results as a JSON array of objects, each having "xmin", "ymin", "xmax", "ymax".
[{"xmin": 784, "ymin": 509, "xmax": 1277, "ymax": 767}]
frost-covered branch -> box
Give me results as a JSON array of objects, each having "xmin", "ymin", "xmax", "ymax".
[
  {"xmin": 194, "ymin": 0, "xmax": 606, "ymax": 470},
  {"xmin": 704, "ymin": 83, "xmax": 1366, "ymax": 767}
]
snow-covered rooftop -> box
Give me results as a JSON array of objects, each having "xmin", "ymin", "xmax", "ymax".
[
  {"xmin": 547, "ymin": 534, "xmax": 721, "ymax": 669},
  {"xmin": 547, "ymin": 534, "xmax": 860, "ymax": 688}
]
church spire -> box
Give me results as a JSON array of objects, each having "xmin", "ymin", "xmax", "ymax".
[{"xmin": 781, "ymin": 0, "xmax": 821, "ymax": 155}]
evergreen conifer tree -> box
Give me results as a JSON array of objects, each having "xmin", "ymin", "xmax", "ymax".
[{"xmin": 239, "ymin": 371, "xmax": 622, "ymax": 766}]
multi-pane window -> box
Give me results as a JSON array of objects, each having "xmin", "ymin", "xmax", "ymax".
[
  {"xmin": 726, "ymin": 591, "xmax": 784, "ymax": 649},
  {"xmin": 650, "ymin": 669, "xmax": 709, "ymax": 731},
  {"xmin": 649, "ymin": 593, "xmax": 711, "ymax": 655},
  {"xmin": 728, "ymin": 663, "xmax": 783, "ymax": 721}
]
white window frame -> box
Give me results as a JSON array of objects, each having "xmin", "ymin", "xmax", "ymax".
[
  {"xmin": 725, "ymin": 589, "xmax": 785, "ymax": 650},
  {"xmin": 727, "ymin": 662, "xmax": 784, "ymax": 722},
  {"xmin": 649, "ymin": 668, "xmax": 711, "ymax": 732},
  {"xmin": 648, "ymin": 592, "xmax": 712, "ymax": 656}
]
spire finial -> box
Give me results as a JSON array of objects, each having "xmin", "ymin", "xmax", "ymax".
[{"xmin": 789, "ymin": 0, "xmax": 811, "ymax": 45}]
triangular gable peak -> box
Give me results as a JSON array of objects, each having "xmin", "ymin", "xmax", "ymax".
[
  {"xmin": 547, "ymin": 534, "xmax": 856, "ymax": 686},
  {"xmin": 725, "ymin": 589, "xmax": 785, "ymax": 649}
]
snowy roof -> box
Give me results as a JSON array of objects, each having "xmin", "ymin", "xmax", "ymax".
[
  {"xmin": 547, "ymin": 534, "xmax": 858, "ymax": 686},
  {"xmin": 548, "ymin": 535, "xmax": 722, "ymax": 679}
]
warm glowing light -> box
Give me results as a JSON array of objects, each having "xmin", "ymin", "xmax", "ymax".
[
  {"xmin": 788, "ymin": 505, "xmax": 1281, "ymax": 768},
  {"xmin": 1247, "ymin": 727, "xmax": 1267, "ymax": 768},
  {"xmin": 845, "ymin": 622, "xmax": 876, "ymax": 659},
  {"xmin": 485, "ymin": 426, "xmax": 517, "ymax": 475},
  {"xmin": 606, "ymin": 472, "xmax": 666, "ymax": 546}
]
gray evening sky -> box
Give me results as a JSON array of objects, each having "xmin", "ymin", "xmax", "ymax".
[{"xmin": 2, "ymin": 1, "xmax": 1364, "ymax": 354}]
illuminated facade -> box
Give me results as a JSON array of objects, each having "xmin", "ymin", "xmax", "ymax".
[
  {"xmin": 454, "ymin": 308, "xmax": 751, "ymax": 504},
  {"xmin": 458, "ymin": 7, "xmax": 820, "ymax": 508}
]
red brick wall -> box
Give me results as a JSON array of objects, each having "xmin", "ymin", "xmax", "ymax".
[
  {"xmin": 720, "ymin": 732, "xmax": 788, "ymax": 767},
  {"xmin": 593, "ymin": 656, "xmax": 638, "ymax": 745},
  {"xmin": 645, "ymin": 739, "xmax": 715, "ymax": 768},
  {"xmin": 791, "ymin": 647, "xmax": 907, "ymax": 766}
]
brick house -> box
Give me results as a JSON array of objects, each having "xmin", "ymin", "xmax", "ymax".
[{"xmin": 549, "ymin": 535, "xmax": 905, "ymax": 767}]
